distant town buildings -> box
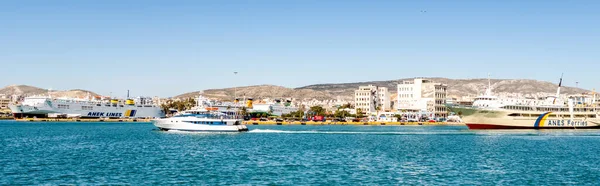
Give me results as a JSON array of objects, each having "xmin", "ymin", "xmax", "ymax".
[
  {"xmin": 354, "ymin": 85, "xmax": 390, "ymax": 113},
  {"xmin": 0, "ymin": 94, "xmax": 12, "ymax": 109},
  {"xmin": 396, "ymin": 78, "xmax": 448, "ymax": 118}
]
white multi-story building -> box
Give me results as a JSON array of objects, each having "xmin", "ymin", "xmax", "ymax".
[
  {"xmin": 378, "ymin": 87, "xmax": 391, "ymax": 111},
  {"xmin": 397, "ymin": 78, "xmax": 448, "ymax": 118},
  {"xmin": 354, "ymin": 85, "xmax": 390, "ymax": 114},
  {"xmin": 0, "ymin": 94, "xmax": 11, "ymax": 109}
]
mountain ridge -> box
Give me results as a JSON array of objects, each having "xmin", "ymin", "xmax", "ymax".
[{"xmin": 1, "ymin": 77, "xmax": 590, "ymax": 101}]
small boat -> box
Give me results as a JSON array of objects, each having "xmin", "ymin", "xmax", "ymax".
[{"xmin": 152, "ymin": 111, "xmax": 248, "ymax": 132}]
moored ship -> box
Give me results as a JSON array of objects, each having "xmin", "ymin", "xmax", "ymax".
[
  {"xmin": 461, "ymin": 102, "xmax": 600, "ymax": 129},
  {"xmin": 9, "ymin": 94, "xmax": 164, "ymax": 119},
  {"xmin": 460, "ymin": 75, "xmax": 600, "ymax": 129}
]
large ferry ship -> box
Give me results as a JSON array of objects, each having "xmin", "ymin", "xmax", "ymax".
[
  {"xmin": 459, "ymin": 76, "xmax": 600, "ymax": 129},
  {"xmin": 9, "ymin": 94, "xmax": 164, "ymax": 119}
]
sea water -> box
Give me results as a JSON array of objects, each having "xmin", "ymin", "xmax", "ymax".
[{"xmin": 1, "ymin": 120, "xmax": 599, "ymax": 185}]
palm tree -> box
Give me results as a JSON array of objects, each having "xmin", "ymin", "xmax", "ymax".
[
  {"xmin": 160, "ymin": 103, "xmax": 171, "ymax": 115},
  {"xmin": 175, "ymin": 101, "xmax": 186, "ymax": 112},
  {"xmin": 240, "ymin": 107, "xmax": 248, "ymax": 116}
]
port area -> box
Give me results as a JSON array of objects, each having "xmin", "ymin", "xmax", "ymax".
[
  {"xmin": 243, "ymin": 121, "xmax": 465, "ymax": 126},
  {"xmin": 15, "ymin": 118, "xmax": 153, "ymax": 122},
  {"xmin": 12, "ymin": 118, "xmax": 465, "ymax": 126}
]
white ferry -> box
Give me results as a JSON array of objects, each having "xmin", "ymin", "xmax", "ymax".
[
  {"xmin": 461, "ymin": 76, "xmax": 600, "ymax": 129},
  {"xmin": 152, "ymin": 111, "xmax": 247, "ymax": 132},
  {"xmin": 9, "ymin": 95, "xmax": 164, "ymax": 119},
  {"xmin": 152, "ymin": 95, "xmax": 247, "ymax": 132}
]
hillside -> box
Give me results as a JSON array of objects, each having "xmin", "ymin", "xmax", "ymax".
[
  {"xmin": 0, "ymin": 85, "xmax": 100, "ymax": 98},
  {"xmin": 298, "ymin": 78, "xmax": 588, "ymax": 99},
  {"xmin": 175, "ymin": 85, "xmax": 335, "ymax": 101},
  {"xmin": 177, "ymin": 78, "xmax": 589, "ymax": 101}
]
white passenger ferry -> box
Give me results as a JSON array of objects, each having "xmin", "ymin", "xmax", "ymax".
[
  {"xmin": 152, "ymin": 95, "xmax": 247, "ymax": 132},
  {"xmin": 9, "ymin": 94, "xmax": 164, "ymax": 119}
]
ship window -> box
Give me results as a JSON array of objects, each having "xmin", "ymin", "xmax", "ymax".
[{"xmin": 508, "ymin": 113, "xmax": 520, "ymax": 117}]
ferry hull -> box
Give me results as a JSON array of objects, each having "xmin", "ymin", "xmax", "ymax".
[
  {"xmin": 152, "ymin": 119, "xmax": 248, "ymax": 132},
  {"xmin": 466, "ymin": 123, "xmax": 600, "ymax": 130}
]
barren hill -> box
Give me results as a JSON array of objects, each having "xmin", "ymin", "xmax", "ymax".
[
  {"xmin": 0, "ymin": 85, "xmax": 100, "ymax": 98},
  {"xmin": 298, "ymin": 78, "xmax": 588, "ymax": 99},
  {"xmin": 177, "ymin": 78, "xmax": 589, "ymax": 101},
  {"xmin": 175, "ymin": 85, "xmax": 335, "ymax": 101}
]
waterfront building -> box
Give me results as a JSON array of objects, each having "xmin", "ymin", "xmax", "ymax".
[
  {"xmin": 354, "ymin": 85, "xmax": 390, "ymax": 114},
  {"xmin": 396, "ymin": 78, "xmax": 448, "ymax": 118},
  {"xmin": 0, "ymin": 94, "xmax": 11, "ymax": 109}
]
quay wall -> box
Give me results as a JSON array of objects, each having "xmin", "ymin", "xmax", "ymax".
[{"xmin": 14, "ymin": 118, "xmax": 465, "ymax": 125}]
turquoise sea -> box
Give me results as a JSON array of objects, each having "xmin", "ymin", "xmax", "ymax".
[{"xmin": 1, "ymin": 120, "xmax": 600, "ymax": 185}]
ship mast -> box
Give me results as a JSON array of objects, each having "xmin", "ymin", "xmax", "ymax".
[
  {"xmin": 553, "ymin": 73, "xmax": 563, "ymax": 104},
  {"xmin": 486, "ymin": 73, "xmax": 492, "ymax": 96}
]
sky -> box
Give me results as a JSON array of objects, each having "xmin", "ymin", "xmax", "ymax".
[{"xmin": 1, "ymin": 0, "xmax": 599, "ymax": 97}]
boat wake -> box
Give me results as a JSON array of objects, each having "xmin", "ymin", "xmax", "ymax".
[
  {"xmin": 160, "ymin": 130, "xmax": 240, "ymax": 135},
  {"xmin": 248, "ymin": 129, "xmax": 466, "ymax": 135}
]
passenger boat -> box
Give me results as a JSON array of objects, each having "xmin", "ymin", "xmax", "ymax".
[
  {"xmin": 152, "ymin": 111, "xmax": 248, "ymax": 132},
  {"xmin": 152, "ymin": 95, "xmax": 248, "ymax": 132}
]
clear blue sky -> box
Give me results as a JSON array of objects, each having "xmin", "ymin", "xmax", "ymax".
[{"xmin": 1, "ymin": 0, "xmax": 598, "ymax": 97}]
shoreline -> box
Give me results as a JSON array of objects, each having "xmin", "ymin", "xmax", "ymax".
[{"xmin": 10, "ymin": 118, "xmax": 465, "ymax": 126}]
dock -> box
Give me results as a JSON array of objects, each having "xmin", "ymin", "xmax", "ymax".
[
  {"xmin": 15, "ymin": 118, "xmax": 153, "ymax": 122},
  {"xmin": 12, "ymin": 118, "xmax": 465, "ymax": 126},
  {"xmin": 242, "ymin": 121, "xmax": 464, "ymax": 126}
]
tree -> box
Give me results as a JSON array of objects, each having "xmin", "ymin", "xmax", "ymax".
[
  {"xmin": 356, "ymin": 108, "xmax": 364, "ymax": 118},
  {"xmin": 160, "ymin": 103, "xmax": 171, "ymax": 115},
  {"xmin": 335, "ymin": 110, "xmax": 350, "ymax": 118},
  {"xmin": 175, "ymin": 101, "xmax": 186, "ymax": 112},
  {"xmin": 393, "ymin": 114, "xmax": 402, "ymax": 122},
  {"xmin": 309, "ymin": 106, "xmax": 326, "ymax": 116}
]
